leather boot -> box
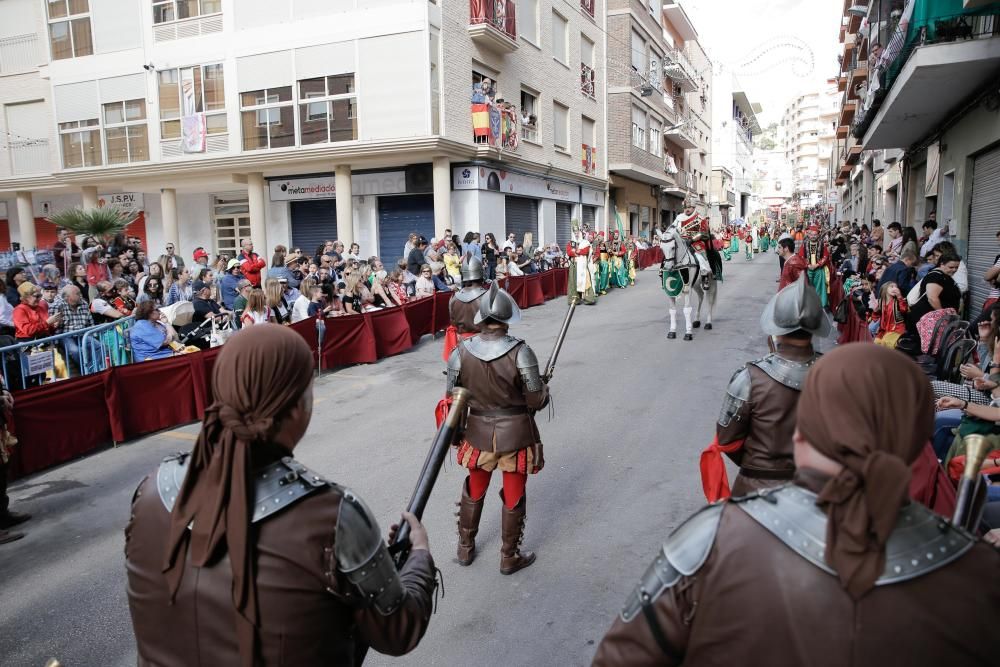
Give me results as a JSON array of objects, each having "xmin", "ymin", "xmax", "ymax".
[
  {"xmin": 0, "ymin": 528, "xmax": 24, "ymax": 544},
  {"xmin": 0, "ymin": 511, "xmax": 31, "ymax": 529},
  {"xmin": 499, "ymin": 490, "xmax": 535, "ymax": 575},
  {"xmin": 455, "ymin": 479, "xmax": 485, "ymax": 566}
]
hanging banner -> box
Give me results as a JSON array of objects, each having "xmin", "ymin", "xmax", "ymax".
[{"xmin": 180, "ymin": 68, "xmax": 206, "ymax": 153}]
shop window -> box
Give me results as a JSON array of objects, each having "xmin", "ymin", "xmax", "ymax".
[
  {"xmin": 240, "ymin": 86, "xmax": 295, "ymax": 151},
  {"xmin": 157, "ymin": 63, "xmax": 227, "ymax": 140},
  {"xmin": 298, "ymin": 74, "xmax": 357, "ymax": 145},
  {"xmin": 103, "ymin": 99, "xmax": 149, "ymax": 165},
  {"xmin": 153, "ymin": 0, "xmax": 221, "ymax": 24},
  {"xmin": 47, "ymin": 0, "xmax": 92, "ymax": 60},
  {"xmin": 58, "ymin": 119, "xmax": 102, "ymax": 169}
]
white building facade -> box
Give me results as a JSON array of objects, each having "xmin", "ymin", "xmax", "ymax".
[
  {"xmin": 710, "ymin": 64, "xmax": 759, "ymax": 222},
  {"xmin": 0, "ymin": 0, "xmax": 607, "ymax": 266}
]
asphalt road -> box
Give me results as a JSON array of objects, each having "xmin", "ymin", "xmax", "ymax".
[{"xmin": 0, "ymin": 250, "xmax": 787, "ymax": 667}]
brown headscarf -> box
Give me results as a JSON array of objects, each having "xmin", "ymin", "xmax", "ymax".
[
  {"xmin": 163, "ymin": 324, "xmax": 315, "ymax": 665},
  {"xmin": 796, "ymin": 344, "xmax": 933, "ymax": 599}
]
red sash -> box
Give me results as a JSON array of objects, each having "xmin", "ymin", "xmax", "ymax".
[
  {"xmin": 434, "ymin": 395, "xmax": 452, "ymax": 428},
  {"xmin": 442, "ymin": 326, "xmax": 476, "ymax": 361},
  {"xmin": 699, "ymin": 435, "xmax": 745, "ymax": 502}
]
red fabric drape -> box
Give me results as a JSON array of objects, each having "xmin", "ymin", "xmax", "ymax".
[
  {"xmin": 366, "ymin": 309, "xmax": 413, "ymax": 358},
  {"xmin": 507, "ymin": 276, "xmax": 528, "ymax": 308},
  {"xmin": 321, "ymin": 314, "xmax": 377, "ymax": 367},
  {"xmin": 104, "ymin": 354, "xmax": 201, "ymax": 442},
  {"xmin": 403, "ymin": 297, "xmax": 435, "ymax": 344},
  {"xmin": 540, "ymin": 271, "xmax": 556, "ymax": 300},
  {"xmin": 553, "ymin": 267, "xmax": 568, "ymax": 294},
  {"xmin": 432, "ymin": 292, "xmax": 452, "ymax": 332},
  {"xmin": 525, "ymin": 274, "xmax": 545, "ymax": 307},
  {"xmin": 911, "ymin": 443, "xmax": 959, "ymax": 518},
  {"xmin": 837, "ymin": 303, "xmax": 874, "ymax": 345},
  {"xmin": 699, "ymin": 435, "xmax": 745, "ymax": 502}
]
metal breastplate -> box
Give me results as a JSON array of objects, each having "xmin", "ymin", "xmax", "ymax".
[
  {"xmin": 738, "ymin": 484, "xmax": 976, "ymax": 585},
  {"xmin": 454, "ymin": 286, "xmax": 486, "ymax": 303},
  {"xmin": 750, "ymin": 352, "xmax": 819, "ymax": 391},
  {"xmin": 462, "ymin": 334, "xmax": 522, "ymax": 362},
  {"xmin": 157, "ymin": 453, "xmax": 329, "ymax": 523}
]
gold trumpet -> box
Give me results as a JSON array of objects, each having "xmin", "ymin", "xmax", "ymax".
[{"xmin": 952, "ymin": 434, "xmax": 995, "ymax": 531}]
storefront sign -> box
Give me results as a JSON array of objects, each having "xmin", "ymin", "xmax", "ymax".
[
  {"xmin": 452, "ymin": 166, "xmax": 580, "ymax": 203},
  {"xmin": 825, "ymin": 191, "xmax": 839, "ymax": 204},
  {"xmin": 269, "ymin": 172, "xmax": 407, "ymax": 201},
  {"xmin": 98, "ymin": 193, "xmax": 144, "ymax": 211},
  {"xmin": 581, "ymin": 187, "xmax": 604, "ymax": 206}
]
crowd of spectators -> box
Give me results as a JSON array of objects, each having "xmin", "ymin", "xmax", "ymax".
[{"xmin": 0, "ymin": 227, "xmax": 569, "ymax": 383}]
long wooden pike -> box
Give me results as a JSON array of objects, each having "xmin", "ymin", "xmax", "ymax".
[{"xmin": 543, "ymin": 297, "xmax": 578, "ymax": 381}]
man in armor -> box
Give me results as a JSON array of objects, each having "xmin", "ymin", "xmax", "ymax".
[
  {"xmin": 593, "ymin": 344, "xmax": 999, "ymax": 666},
  {"xmin": 442, "ymin": 253, "xmax": 487, "ymax": 361},
  {"xmin": 703, "ymin": 274, "xmax": 827, "ymax": 499},
  {"xmin": 447, "ymin": 283, "xmax": 549, "ymax": 574},
  {"xmin": 126, "ymin": 325, "xmax": 437, "ymax": 665}
]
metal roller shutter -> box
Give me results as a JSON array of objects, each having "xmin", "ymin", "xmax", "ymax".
[
  {"xmin": 505, "ymin": 196, "xmax": 538, "ymax": 249},
  {"xmin": 582, "ymin": 205, "xmax": 596, "ymax": 230},
  {"xmin": 377, "ymin": 194, "xmax": 434, "ymax": 267},
  {"xmin": 290, "ymin": 199, "xmax": 338, "ymax": 258},
  {"xmin": 968, "ymin": 147, "xmax": 1000, "ymax": 314},
  {"xmin": 556, "ymin": 203, "xmax": 573, "ymax": 249}
]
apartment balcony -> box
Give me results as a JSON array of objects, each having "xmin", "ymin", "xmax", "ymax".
[
  {"xmin": 847, "ymin": 59, "xmax": 869, "ymax": 101},
  {"xmin": 580, "ymin": 0, "xmax": 595, "ymax": 18},
  {"xmin": 861, "ymin": 7, "xmax": 1000, "ymax": 149},
  {"xmin": 472, "ymin": 102, "xmax": 519, "ymax": 152},
  {"xmin": 7, "ymin": 139, "xmax": 50, "ymax": 175},
  {"xmin": 664, "ymin": 111, "xmax": 698, "ymax": 150},
  {"xmin": 0, "ymin": 33, "xmax": 41, "ymax": 75},
  {"xmin": 837, "ymin": 74, "xmax": 848, "ymax": 91},
  {"xmin": 662, "ymin": 49, "xmax": 699, "ymax": 93},
  {"xmin": 839, "ymin": 97, "xmax": 857, "ymax": 127},
  {"xmin": 662, "ymin": 167, "xmax": 694, "ymax": 197},
  {"xmin": 468, "ymin": 0, "xmax": 518, "ymax": 54},
  {"xmin": 836, "ymin": 124, "xmax": 850, "ymax": 139}
]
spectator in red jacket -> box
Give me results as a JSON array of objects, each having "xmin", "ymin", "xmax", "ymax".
[
  {"xmin": 13, "ymin": 282, "xmax": 60, "ymax": 341},
  {"xmin": 238, "ymin": 238, "xmax": 266, "ymax": 287}
]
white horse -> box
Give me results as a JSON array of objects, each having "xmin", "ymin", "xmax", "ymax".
[{"xmin": 658, "ymin": 224, "xmax": 719, "ymax": 340}]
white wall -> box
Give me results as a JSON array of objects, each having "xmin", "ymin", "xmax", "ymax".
[{"xmin": 357, "ymin": 31, "xmax": 428, "ymax": 139}]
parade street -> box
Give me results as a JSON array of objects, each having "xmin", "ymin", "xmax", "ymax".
[{"xmin": 2, "ymin": 257, "xmax": 785, "ymax": 667}]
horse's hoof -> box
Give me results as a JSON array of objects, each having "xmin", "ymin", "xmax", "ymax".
[
  {"xmin": 692, "ymin": 321, "xmax": 701, "ymax": 329},
  {"xmin": 683, "ymin": 333, "xmax": 693, "ymax": 341},
  {"xmin": 667, "ymin": 331, "xmax": 677, "ymax": 339},
  {"xmin": 704, "ymin": 323, "xmax": 713, "ymax": 331}
]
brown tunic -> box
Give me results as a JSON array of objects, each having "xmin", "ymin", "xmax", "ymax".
[
  {"xmin": 126, "ymin": 470, "xmax": 436, "ymax": 666},
  {"xmin": 457, "ymin": 333, "xmax": 548, "ymax": 455},
  {"xmin": 717, "ymin": 344, "xmax": 814, "ymax": 495},
  {"xmin": 449, "ymin": 288, "xmax": 485, "ymax": 334},
  {"xmin": 592, "ymin": 473, "xmax": 1000, "ymax": 667}
]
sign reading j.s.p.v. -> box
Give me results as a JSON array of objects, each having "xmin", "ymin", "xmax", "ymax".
[{"xmin": 98, "ymin": 193, "xmax": 145, "ymax": 211}]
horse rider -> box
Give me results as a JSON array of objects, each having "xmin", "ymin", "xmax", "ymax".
[
  {"xmin": 674, "ymin": 200, "xmax": 712, "ymax": 289},
  {"xmin": 701, "ymin": 273, "xmax": 828, "ymax": 500}
]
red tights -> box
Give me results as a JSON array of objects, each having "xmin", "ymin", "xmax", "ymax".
[{"xmin": 468, "ymin": 469, "xmax": 526, "ymax": 509}]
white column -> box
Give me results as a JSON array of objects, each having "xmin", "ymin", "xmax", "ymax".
[
  {"xmin": 81, "ymin": 185, "xmax": 98, "ymax": 209},
  {"xmin": 432, "ymin": 156, "xmax": 451, "ymax": 238},
  {"xmin": 15, "ymin": 191, "xmax": 35, "ymax": 250},
  {"xmin": 160, "ymin": 187, "xmax": 179, "ymax": 252},
  {"xmin": 335, "ymin": 165, "xmax": 354, "ymax": 246},
  {"xmin": 247, "ymin": 173, "xmax": 268, "ymax": 277}
]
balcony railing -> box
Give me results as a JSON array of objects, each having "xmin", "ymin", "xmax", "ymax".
[
  {"xmin": 469, "ymin": 0, "xmax": 517, "ymax": 42},
  {"xmin": 472, "ymin": 101, "xmax": 519, "ymax": 151},
  {"xmin": 8, "ymin": 139, "xmax": 50, "ymax": 176},
  {"xmin": 662, "ymin": 48, "xmax": 699, "ymax": 92},
  {"xmin": 0, "ymin": 33, "xmax": 40, "ymax": 74},
  {"xmin": 581, "ymin": 63, "xmax": 595, "ymax": 98},
  {"xmin": 580, "ymin": 0, "xmax": 595, "ymax": 18},
  {"xmin": 852, "ymin": 4, "xmax": 1000, "ymax": 139}
]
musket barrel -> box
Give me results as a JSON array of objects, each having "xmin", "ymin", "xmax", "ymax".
[
  {"xmin": 390, "ymin": 387, "xmax": 471, "ymax": 563},
  {"xmin": 544, "ymin": 298, "xmax": 578, "ymax": 380},
  {"xmin": 952, "ymin": 434, "xmax": 992, "ymax": 530}
]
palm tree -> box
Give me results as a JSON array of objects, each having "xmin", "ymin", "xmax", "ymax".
[{"xmin": 46, "ymin": 205, "xmax": 138, "ymax": 245}]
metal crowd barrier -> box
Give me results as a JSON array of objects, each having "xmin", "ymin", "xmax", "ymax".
[{"xmin": 0, "ymin": 317, "xmax": 135, "ymax": 390}]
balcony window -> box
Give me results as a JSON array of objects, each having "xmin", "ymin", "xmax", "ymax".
[
  {"xmin": 59, "ymin": 118, "xmax": 102, "ymax": 169},
  {"xmin": 519, "ymin": 0, "xmax": 538, "ymax": 43},
  {"xmin": 152, "ymin": 0, "xmax": 221, "ymax": 24},
  {"xmin": 47, "ymin": 0, "xmax": 92, "ymax": 60},
  {"xmin": 631, "ymin": 105, "xmax": 646, "ymax": 150},
  {"xmin": 158, "ymin": 64, "xmax": 227, "ymax": 139},
  {"xmin": 581, "ymin": 35, "xmax": 596, "ymax": 99},
  {"xmin": 553, "ymin": 102, "xmax": 569, "ymax": 151},
  {"xmin": 298, "ymin": 74, "xmax": 358, "ymax": 145},
  {"xmin": 649, "ymin": 117, "xmax": 662, "ymax": 157},
  {"xmin": 103, "ymin": 99, "xmax": 149, "ymax": 165},
  {"xmin": 241, "ymin": 87, "xmax": 294, "ymax": 151},
  {"xmin": 581, "ymin": 115, "xmax": 596, "ymax": 175},
  {"xmin": 520, "ymin": 90, "xmax": 539, "ymax": 143},
  {"xmin": 580, "ymin": 0, "xmax": 594, "ymax": 18}
]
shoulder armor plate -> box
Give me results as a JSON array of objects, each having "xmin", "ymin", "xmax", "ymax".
[
  {"xmin": 336, "ymin": 490, "xmax": 405, "ymax": 615},
  {"xmin": 621, "ymin": 503, "xmax": 724, "ymax": 622},
  {"xmin": 718, "ymin": 365, "xmax": 752, "ymax": 427},
  {"xmin": 738, "ymin": 484, "xmax": 976, "ymax": 585},
  {"xmin": 446, "ymin": 346, "xmax": 462, "ymax": 392},
  {"xmin": 455, "ymin": 286, "xmax": 487, "ymax": 303},
  {"xmin": 516, "ymin": 343, "xmax": 543, "ymax": 392},
  {"xmin": 157, "ymin": 454, "xmax": 328, "ymax": 524},
  {"xmin": 463, "ymin": 334, "xmax": 522, "ymax": 362},
  {"xmin": 749, "ymin": 353, "xmax": 819, "ymax": 391}
]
